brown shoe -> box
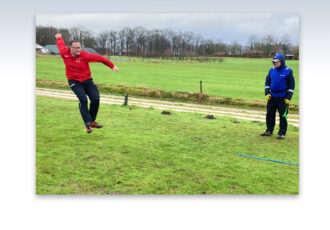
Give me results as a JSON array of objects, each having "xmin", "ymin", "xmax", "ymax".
[{"xmin": 91, "ymin": 121, "xmax": 103, "ymax": 128}]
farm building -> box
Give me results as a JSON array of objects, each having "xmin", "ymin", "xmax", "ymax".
[
  {"xmin": 285, "ymin": 54, "xmax": 295, "ymax": 60},
  {"xmin": 82, "ymin": 48, "xmax": 98, "ymax": 54},
  {"xmin": 42, "ymin": 45, "xmax": 98, "ymax": 55},
  {"xmin": 36, "ymin": 44, "xmax": 49, "ymax": 54},
  {"xmin": 213, "ymin": 52, "xmax": 226, "ymax": 57},
  {"xmin": 43, "ymin": 45, "xmax": 59, "ymax": 55},
  {"xmin": 242, "ymin": 50, "xmax": 264, "ymax": 57}
]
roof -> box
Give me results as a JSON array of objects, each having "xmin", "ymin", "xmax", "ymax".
[
  {"xmin": 244, "ymin": 50, "xmax": 263, "ymax": 54},
  {"xmin": 43, "ymin": 45, "xmax": 98, "ymax": 55},
  {"xmin": 83, "ymin": 47, "xmax": 98, "ymax": 54},
  {"xmin": 43, "ymin": 45, "xmax": 59, "ymax": 54}
]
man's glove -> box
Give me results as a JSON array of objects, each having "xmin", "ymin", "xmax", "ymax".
[
  {"xmin": 284, "ymin": 99, "xmax": 290, "ymax": 104},
  {"xmin": 266, "ymin": 94, "xmax": 271, "ymax": 100}
]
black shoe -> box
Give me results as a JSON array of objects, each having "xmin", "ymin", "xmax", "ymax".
[
  {"xmin": 277, "ymin": 134, "xmax": 284, "ymax": 139},
  {"xmin": 91, "ymin": 121, "xmax": 103, "ymax": 128},
  {"xmin": 260, "ymin": 130, "xmax": 273, "ymax": 136},
  {"xmin": 85, "ymin": 124, "xmax": 93, "ymax": 133}
]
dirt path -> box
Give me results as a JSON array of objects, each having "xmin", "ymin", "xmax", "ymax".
[{"xmin": 36, "ymin": 87, "xmax": 299, "ymax": 127}]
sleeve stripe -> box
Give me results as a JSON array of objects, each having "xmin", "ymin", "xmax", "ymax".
[
  {"xmin": 287, "ymin": 89, "xmax": 294, "ymax": 93},
  {"xmin": 265, "ymin": 86, "xmax": 270, "ymax": 89}
]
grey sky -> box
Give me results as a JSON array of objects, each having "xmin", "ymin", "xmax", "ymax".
[{"xmin": 36, "ymin": 13, "xmax": 299, "ymax": 45}]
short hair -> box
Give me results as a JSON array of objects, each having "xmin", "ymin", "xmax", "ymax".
[{"xmin": 69, "ymin": 40, "xmax": 81, "ymax": 46}]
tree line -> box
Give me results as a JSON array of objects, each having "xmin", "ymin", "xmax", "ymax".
[{"xmin": 36, "ymin": 25, "xmax": 299, "ymax": 58}]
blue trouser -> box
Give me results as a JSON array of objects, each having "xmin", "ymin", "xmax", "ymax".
[
  {"xmin": 68, "ymin": 79, "xmax": 100, "ymax": 125},
  {"xmin": 266, "ymin": 97, "xmax": 289, "ymax": 135}
]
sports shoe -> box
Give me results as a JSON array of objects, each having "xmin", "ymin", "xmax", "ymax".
[
  {"xmin": 91, "ymin": 121, "xmax": 103, "ymax": 128},
  {"xmin": 85, "ymin": 124, "xmax": 93, "ymax": 133},
  {"xmin": 277, "ymin": 134, "xmax": 285, "ymax": 139},
  {"xmin": 260, "ymin": 130, "xmax": 273, "ymax": 136}
]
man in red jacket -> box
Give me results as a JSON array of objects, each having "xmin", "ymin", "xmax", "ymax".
[{"xmin": 55, "ymin": 33, "xmax": 118, "ymax": 133}]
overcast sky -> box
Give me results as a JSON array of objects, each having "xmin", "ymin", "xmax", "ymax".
[{"xmin": 36, "ymin": 13, "xmax": 299, "ymax": 45}]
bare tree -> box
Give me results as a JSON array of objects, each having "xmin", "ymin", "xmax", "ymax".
[
  {"xmin": 109, "ymin": 31, "xmax": 117, "ymax": 55},
  {"xmin": 118, "ymin": 29, "xmax": 126, "ymax": 55},
  {"xmin": 292, "ymin": 45, "xmax": 299, "ymax": 59},
  {"xmin": 230, "ymin": 40, "xmax": 242, "ymax": 55},
  {"xmin": 36, "ymin": 26, "xmax": 58, "ymax": 46},
  {"xmin": 135, "ymin": 26, "xmax": 147, "ymax": 56},
  {"xmin": 214, "ymin": 39, "xmax": 228, "ymax": 53},
  {"xmin": 248, "ymin": 35, "xmax": 258, "ymax": 50},
  {"xmin": 194, "ymin": 34, "xmax": 203, "ymax": 54},
  {"xmin": 36, "ymin": 26, "xmax": 70, "ymax": 46},
  {"xmin": 82, "ymin": 30, "xmax": 97, "ymax": 48},
  {"xmin": 280, "ymin": 34, "xmax": 292, "ymax": 53},
  {"xmin": 262, "ymin": 34, "xmax": 276, "ymax": 56},
  {"xmin": 69, "ymin": 26, "xmax": 86, "ymax": 42},
  {"xmin": 97, "ymin": 31, "xmax": 109, "ymax": 55},
  {"xmin": 58, "ymin": 28, "xmax": 71, "ymax": 44},
  {"xmin": 119, "ymin": 27, "xmax": 136, "ymax": 55},
  {"xmin": 170, "ymin": 31, "xmax": 181, "ymax": 56}
]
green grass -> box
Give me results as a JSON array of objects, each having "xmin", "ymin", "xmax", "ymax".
[
  {"xmin": 36, "ymin": 96, "xmax": 299, "ymax": 194},
  {"xmin": 36, "ymin": 55, "xmax": 299, "ymax": 105}
]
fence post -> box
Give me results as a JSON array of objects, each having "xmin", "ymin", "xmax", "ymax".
[
  {"xmin": 199, "ymin": 81, "xmax": 203, "ymax": 101},
  {"xmin": 124, "ymin": 94, "xmax": 128, "ymax": 106}
]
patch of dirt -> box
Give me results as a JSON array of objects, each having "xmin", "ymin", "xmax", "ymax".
[
  {"xmin": 204, "ymin": 114, "xmax": 216, "ymax": 119},
  {"xmin": 83, "ymin": 155, "xmax": 98, "ymax": 161},
  {"xmin": 161, "ymin": 110, "xmax": 172, "ymax": 115},
  {"xmin": 174, "ymin": 168, "xmax": 186, "ymax": 173},
  {"xmin": 153, "ymin": 164, "xmax": 161, "ymax": 168},
  {"xmin": 232, "ymin": 120, "xmax": 240, "ymax": 123},
  {"xmin": 106, "ymin": 191, "xmax": 121, "ymax": 195}
]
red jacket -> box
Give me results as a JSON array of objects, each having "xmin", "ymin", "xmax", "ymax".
[{"xmin": 56, "ymin": 37, "xmax": 115, "ymax": 82}]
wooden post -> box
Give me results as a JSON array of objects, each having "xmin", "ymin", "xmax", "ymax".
[
  {"xmin": 124, "ymin": 94, "xmax": 128, "ymax": 106},
  {"xmin": 199, "ymin": 81, "xmax": 203, "ymax": 101}
]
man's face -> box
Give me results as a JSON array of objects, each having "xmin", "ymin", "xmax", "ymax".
[
  {"xmin": 273, "ymin": 61, "xmax": 281, "ymax": 68},
  {"xmin": 70, "ymin": 42, "xmax": 82, "ymax": 56}
]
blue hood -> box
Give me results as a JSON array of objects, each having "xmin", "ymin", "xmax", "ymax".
[{"xmin": 273, "ymin": 53, "xmax": 285, "ymax": 69}]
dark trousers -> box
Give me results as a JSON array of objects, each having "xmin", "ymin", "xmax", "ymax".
[
  {"xmin": 68, "ymin": 79, "xmax": 100, "ymax": 125},
  {"xmin": 266, "ymin": 97, "xmax": 289, "ymax": 135}
]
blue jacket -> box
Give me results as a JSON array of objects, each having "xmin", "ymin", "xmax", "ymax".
[{"xmin": 265, "ymin": 54, "xmax": 295, "ymax": 100}]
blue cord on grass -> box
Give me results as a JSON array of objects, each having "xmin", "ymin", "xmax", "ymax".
[{"xmin": 235, "ymin": 153, "xmax": 299, "ymax": 166}]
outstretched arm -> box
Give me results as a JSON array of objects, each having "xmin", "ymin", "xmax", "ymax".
[
  {"xmin": 55, "ymin": 33, "xmax": 66, "ymax": 56},
  {"xmin": 85, "ymin": 52, "xmax": 118, "ymax": 72}
]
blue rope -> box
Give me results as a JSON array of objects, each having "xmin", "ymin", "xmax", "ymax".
[{"xmin": 235, "ymin": 153, "xmax": 299, "ymax": 166}]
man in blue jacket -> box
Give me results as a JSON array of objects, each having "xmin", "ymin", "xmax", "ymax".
[{"xmin": 260, "ymin": 54, "xmax": 295, "ymax": 139}]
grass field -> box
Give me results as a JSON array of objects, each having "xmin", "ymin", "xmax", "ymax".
[
  {"xmin": 36, "ymin": 55, "xmax": 299, "ymax": 105},
  {"xmin": 36, "ymin": 96, "xmax": 299, "ymax": 195}
]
